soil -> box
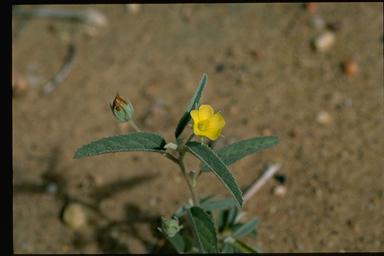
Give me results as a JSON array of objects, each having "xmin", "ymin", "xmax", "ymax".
[{"xmin": 12, "ymin": 3, "xmax": 384, "ymax": 253}]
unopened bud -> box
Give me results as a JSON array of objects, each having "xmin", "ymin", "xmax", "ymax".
[
  {"xmin": 110, "ymin": 93, "xmax": 134, "ymax": 122},
  {"xmin": 160, "ymin": 217, "xmax": 182, "ymax": 238}
]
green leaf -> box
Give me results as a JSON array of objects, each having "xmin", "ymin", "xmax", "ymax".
[
  {"xmin": 201, "ymin": 136, "xmax": 279, "ymax": 171},
  {"xmin": 200, "ymin": 197, "xmax": 238, "ymax": 211},
  {"xmin": 174, "ymin": 74, "xmax": 208, "ymax": 138},
  {"xmin": 231, "ymin": 239, "xmax": 257, "ymax": 253},
  {"xmin": 187, "ymin": 206, "xmax": 218, "ymax": 253},
  {"xmin": 218, "ymin": 207, "xmax": 239, "ymax": 232},
  {"xmin": 167, "ymin": 233, "xmax": 185, "ymax": 253},
  {"xmin": 232, "ymin": 219, "xmax": 258, "ymax": 239},
  {"xmin": 186, "ymin": 142, "xmax": 243, "ymax": 208},
  {"xmin": 74, "ymin": 132, "xmax": 166, "ymax": 159}
]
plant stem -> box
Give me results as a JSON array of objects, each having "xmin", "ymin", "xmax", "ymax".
[
  {"xmin": 129, "ymin": 120, "xmax": 141, "ymax": 132},
  {"xmin": 178, "ymin": 158, "xmax": 199, "ymax": 206},
  {"xmin": 164, "ymin": 152, "xmax": 178, "ymax": 164},
  {"xmin": 185, "ymin": 133, "xmax": 195, "ymax": 144}
]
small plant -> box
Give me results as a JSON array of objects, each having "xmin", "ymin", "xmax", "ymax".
[{"xmin": 74, "ymin": 74, "xmax": 279, "ymax": 253}]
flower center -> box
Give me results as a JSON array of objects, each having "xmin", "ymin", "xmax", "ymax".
[{"xmin": 197, "ymin": 120, "xmax": 209, "ymax": 131}]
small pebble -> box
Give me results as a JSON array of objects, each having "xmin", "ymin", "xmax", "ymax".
[
  {"xmin": 316, "ymin": 110, "xmax": 334, "ymax": 126},
  {"xmin": 62, "ymin": 203, "xmax": 90, "ymax": 230},
  {"xmin": 273, "ymin": 185, "xmax": 287, "ymax": 197},
  {"xmin": 46, "ymin": 183, "xmax": 58, "ymax": 195},
  {"xmin": 305, "ymin": 3, "xmax": 317, "ymax": 14},
  {"xmin": 313, "ymin": 31, "xmax": 336, "ymax": 52},
  {"xmin": 12, "ymin": 72, "xmax": 28, "ymax": 97},
  {"xmin": 342, "ymin": 60, "xmax": 359, "ymax": 76},
  {"xmin": 126, "ymin": 4, "xmax": 141, "ymax": 14},
  {"xmin": 310, "ymin": 16, "xmax": 325, "ymax": 29},
  {"xmin": 83, "ymin": 9, "xmax": 108, "ymax": 27}
]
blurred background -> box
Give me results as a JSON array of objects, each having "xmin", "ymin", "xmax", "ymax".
[{"xmin": 12, "ymin": 3, "xmax": 383, "ymax": 253}]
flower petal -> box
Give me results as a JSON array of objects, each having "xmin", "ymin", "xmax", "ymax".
[
  {"xmin": 198, "ymin": 105, "xmax": 214, "ymax": 120},
  {"xmin": 208, "ymin": 113, "xmax": 225, "ymax": 130},
  {"xmin": 190, "ymin": 109, "xmax": 200, "ymax": 123},
  {"xmin": 203, "ymin": 128, "xmax": 221, "ymax": 140}
]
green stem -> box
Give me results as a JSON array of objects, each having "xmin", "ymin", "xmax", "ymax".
[
  {"xmin": 185, "ymin": 133, "xmax": 195, "ymax": 144},
  {"xmin": 178, "ymin": 158, "xmax": 199, "ymax": 206},
  {"xmin": 164, "ymin": 152, "xmax": 178, "ymax": 164},
  {"xmin": 129, "ymin": 120, "xmax": 141, "ymax": 132}
]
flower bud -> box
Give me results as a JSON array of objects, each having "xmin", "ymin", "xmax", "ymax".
[
  {"xmin": 160, "ymin": 216, "xmax": 182, "ymax": 238},
  {"xmin": 110, "ymin": 93, "xmax": 134, "ymax": 122}
]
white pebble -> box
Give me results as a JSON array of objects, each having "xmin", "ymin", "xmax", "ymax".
[
  {"xmin": 126, "ymin": 4, "xmax": 141, "ymax": 14},
  {"xmin": 62, "ymin": 203, "xmax": 89, "ymax": 230},
  {"xmin": 273, "ymin": 185, "xmax": 287, "ymax": 197},
  {"xmin": 313, "ymin": 32, "xmax": 336, "ymax": 52},
  {"xmin": 316, "ymin": 111, "xmax": 334, "ymax": 126}
]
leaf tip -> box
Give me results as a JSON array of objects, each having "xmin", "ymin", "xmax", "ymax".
[{"xmin": 73, "ymin": 150, "xmax": 81, "ymax": 159}]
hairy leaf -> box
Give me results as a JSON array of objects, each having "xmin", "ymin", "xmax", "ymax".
[
  {"xmin": 167, "ymin": 233, "xmax": 185, "ymax": 253},
  {"xmin": 187, "ymin": 206, "xmax": 218, "ymax": 253},
  {"xmin": 200, "ymin": 197, "xmax": 238, "ymax": 211},
  {"xmin": 175, "ymin": 74, "xmax": 208, "ymax": 138},
  {"xmin": 231, "ymin": 239, "xmax": 257, "ymax": 253},
  {"xmin": 74, "ymin": 132, "xmax": 166, "ymax": 159},
  {"xmin": 201, "ymin": 136, "xmax": 279, "ymax": 171},
  {"xmin": 186, "ymin": 142, "xmax": 243, "ymax": 208},
  {"xmin": 232, "ymin": 219, "xmax": 258, "ymax": 239}
]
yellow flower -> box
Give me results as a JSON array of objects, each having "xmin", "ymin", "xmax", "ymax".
[{"xmin": 190, "ymin": 104, "xmax": 225, "ymax": 141}]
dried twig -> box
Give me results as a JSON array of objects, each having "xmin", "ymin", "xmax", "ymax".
[
  {"xmin": 243, "ymin": 163, "xmax": 282, "ymax": 204},
  {"xmin": 42, "ymin": 43, "xmax": 76, "ymax": 95},
  {"xmin": 12, "ymin": 7, "xmax": 107, "ymax": 27}
]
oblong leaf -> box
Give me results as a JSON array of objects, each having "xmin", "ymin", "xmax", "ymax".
[
  {"xmin": 186, "ymin": 142, "xmax": 243, "ymax": 208},
  {"xmin": 175, "ymin": 74, "xmax": 208, "ymax": 138},
  {"xmin": 231, "ymin": 239, "xmax": 257, "ymax": 253},
  {"xmin": 201, "ymin": 136, "xmax": 279, "ymax": 171},
  {"xmin": 74, "ymin": 132, "xmax": 166, "ymax": 159},
  {"xmin": 232, "ymin": 219, "xmax": 258, "ymax": 239},
  {"xmin": 167, "ymin": 233, "xmax": 185, "ymax": 253},
  {"xmin": 187, "ymin": 206, "xmax": 218, "ymax": 253},
  {"xmin": 200, "ymin": 197, "xmax": 238, "ymax": 211}
]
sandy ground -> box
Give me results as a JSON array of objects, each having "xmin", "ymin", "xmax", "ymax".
[{"xmin": 12, "ymin": 3, "xmax": 383, "ymax": 253}]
